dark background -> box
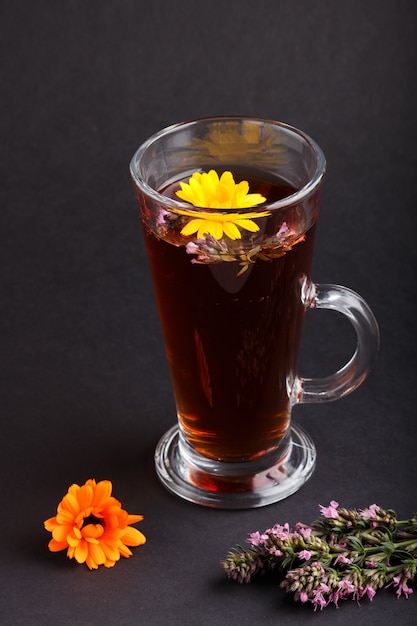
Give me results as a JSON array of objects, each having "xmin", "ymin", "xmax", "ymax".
[{"xmin": 1, "ymin": 1, "xmax": 416, "ymax": 624}]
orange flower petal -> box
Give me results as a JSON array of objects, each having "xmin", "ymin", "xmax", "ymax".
[
  {"xmin": 74, "ymin": 540, "xmax": 89, "ymax": 564},
  {"xmin": 88, "ymin": 542, "xmax": 106, "ymax": 566},
  {"xmin": 101, "ymin": 540, "xmax": 121, "ymax": 562},
  {"xmin": 48, "ymin": 538, "xmax": 68, "ymax": 552},
  {"xmin": 77, "ymin": 484, "xmax": 94, "ymax": 510},
  {"xmin": 85, "ymin": 555, "xmax": 99, "ymax": 570},
  {"xmin": 52, "ymin": 524, "xmax": 72, "ymax": 543},
  {"xmin": 82, "ymin": 524, "xmax": 104, "ymax": 540},
  {"xmin": 55, "ymin": 509, "xmax": 75, "ymax": 525},
  {"xmin": 67, "ymin": 531, "xmax": 81, "ymax": 547},
  {"xmin": 122, "ymin": 526, "xmax": 146, "ymax": 547},
  {"xmin": 62, "ymin": 491, "xmax": 80, "ymax": 517},
  {"xmin": 44, "ymin": 516, "xmax": 58, "ymax": 531},
  {"xmin": 118, "ymin": 544, "xmax": 133, "ymax": 558},
  {"xmin": 126, "ymin": 514, "xmax": 144, "ymax": 525},
  {"xmin": 91, "ymin": 480, "xmax": 113, "ymax": 506}
]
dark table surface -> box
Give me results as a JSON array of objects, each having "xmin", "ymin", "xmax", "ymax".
[{"xmin": 1, "ymin": 1, "xmax": 416, "ymax": 624}]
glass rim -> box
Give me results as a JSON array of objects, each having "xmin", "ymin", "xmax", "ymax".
[{"xmin": 130, "ymin": 116, "xmax": 326, "ymax": 213}]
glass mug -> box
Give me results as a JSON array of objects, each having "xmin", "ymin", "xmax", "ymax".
[{"xmin": 130, "ymin": 117, "xmax": 379, "ymax": 509}]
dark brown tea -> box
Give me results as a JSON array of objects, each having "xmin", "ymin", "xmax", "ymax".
[{"xmin": 139, "ymin": 169, "xmax": 318, "ymax": 463}]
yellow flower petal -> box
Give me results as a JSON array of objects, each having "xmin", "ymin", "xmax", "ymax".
[
  {"xmin": 176, "ymin": 183, "xmax": 194, "ymax": 205},
  {"xmin": 219, "ymin": 170, "xmax": 234, "ymax": 187},
  {"xmin": 239, "ymin": 193, "xmax": 268, "ymax": 208},
  {"xmin": 200, "ymin": 220, "xmax": 223, "ymax": 240},
  {"xmin": 234, "ymin": 218, "xmax": 261, "ymax": 233},
  {"xmin": 234, "ymin": 180, "xmax": 249, "ymax": 205},
  {"xmin": 174, "ymin": 170, "xmax": 269, "ymax": 241},
  {"xmin": 201, "ymin": 170, "xmax": 218, "ymax": 201},
  {"xmin": 216, "ymin": 182, "xmax": 232, "ymax": 204},
  {"xmin": 180, "ymin": 219, "xmax": 201, "ymax": 237},
  {"xmin": 222, "ymin": 221, "xmax": 242, "ymax": 240},
  {"xmin": 189, "ymin": 176, "xmax": 206, "ymax": 206},
  {"xmin": 176, "ymin": 169, "xmax": 265, "ymax": 209},
  {"xmin": 208, "ymin": 169, "xmax": 220, "ymax": 184}
]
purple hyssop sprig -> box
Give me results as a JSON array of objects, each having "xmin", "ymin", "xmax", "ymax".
[
  {"xmin": 221, "ymin": 502, "xmax": 417, "ymax": 611},
  {"xmin": 155, "ymin": 209, "xmax": 302, "ymax": 274},
  {"xmin": 184, "ymin": 222, "xmax": 292, "ymax": 266}
]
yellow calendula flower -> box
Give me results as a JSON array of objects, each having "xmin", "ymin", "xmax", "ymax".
[
  {"xmin": 174, "ymin": 170, "xmax": 269, "ymax": 240},
  {"xmin": 176, "ymin": 170, "xmax": 266, "ymax": 209}
]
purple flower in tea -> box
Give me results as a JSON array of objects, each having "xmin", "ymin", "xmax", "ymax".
[
  {"xmin": 185, "ymin": 235, "xmax": 236, "ymax": 264},
  {"xmin": 157, "ymin": 209, "xmax": 170, "ymax": 226},
  {"xmin": 157, "ymin": 208, "xmax": 180, "ymax": 235},
  {"xmin": 276, "ymin": 221, "xmax": 289, "ymax": 238}
]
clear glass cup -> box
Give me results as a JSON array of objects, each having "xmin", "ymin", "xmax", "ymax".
[{"xmin": 130, "ymin": 117, "xmax": 379, "ymax": 508}]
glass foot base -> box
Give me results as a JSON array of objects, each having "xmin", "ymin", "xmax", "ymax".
[{"xmin": 154, "ymin": 423, "xmax": 316, "ymax": 509}]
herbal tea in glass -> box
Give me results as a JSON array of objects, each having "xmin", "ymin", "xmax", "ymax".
[{"xmin": 130, "ymin": 118, "xmax": 379, "ymax": 508}]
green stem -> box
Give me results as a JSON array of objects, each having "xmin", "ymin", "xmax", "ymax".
[{"xmin": 393, "ymin": 539, "xmax": 417, "ymax": 551}]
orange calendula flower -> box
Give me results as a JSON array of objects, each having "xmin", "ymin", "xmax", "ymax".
[
  {"xmin": 44, "ymin": 478, "xmax": 146, "ymax": 570},
  {"xmin": 174, "ymin": 170, "xmax": 269, "ymax": 240}
]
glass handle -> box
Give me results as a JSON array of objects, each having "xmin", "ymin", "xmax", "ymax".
[{"xmin": 295, "ymin": 280, "xmax": 380, "ymax": 404}]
